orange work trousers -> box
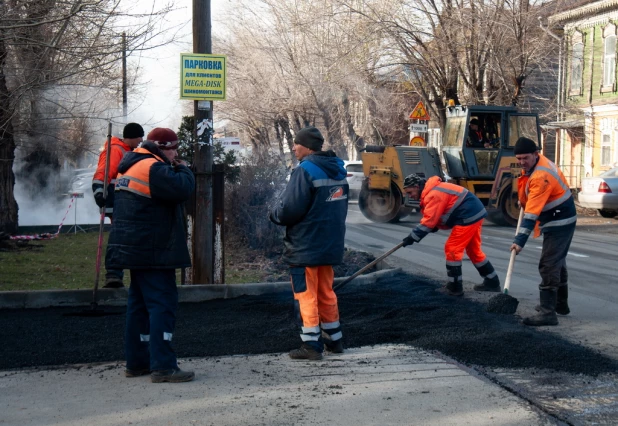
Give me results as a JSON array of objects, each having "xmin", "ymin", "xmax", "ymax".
[
  {"xmin": 290, "ymin": 265, "xmax": 340, "ymax": 328},
  {"xmin": 444, "ymin": 220, "xmax": 487, "ymax": 265}
]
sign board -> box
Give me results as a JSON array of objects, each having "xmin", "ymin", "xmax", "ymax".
[
  {"xmin": 409, "ymin": 101, "xmax": 430, "ymax": 121},
  {"xmin": 180, "ymin": 53, "xmax": 227, "ymax": 101},
  {"xmin": 410, "ymin": 136, "xmax": 426, "ymax": 146},
  {"xmin": 214, "ymin": 137, "xmax": 242, "ymax": 151},
  {"xmin": 71, "ymin": 192, "xmax": 84, "ymax": 198},
  {"xmin": 409, "ymin": 123, "xmax": 428, "ymax": 133}
]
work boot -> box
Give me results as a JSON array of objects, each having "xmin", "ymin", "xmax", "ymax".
[
  {"xmin": 151, "ymin": 368, "xmax": 195, "ymax": 383},
  {"xmin": 535, "ymin": 286, "xmax": 570, "ymax": 315},
  {"xmin": 289, "ymin": 343, "xmax": 323, "ymax": 360},
  {"xmin": 473, "ymin": 275, "xmax": 501, "ymax": 292},
  {"xmin": 125, "ymin": 367, "xmax": 150, "ymax": 378},
  {"xmin": 445, "ymin": 280, "xmax": 463, "ymax": 296},
  {"xmin": 523, "ymin": 290, "xmax": 558, "ymax": 326},
  {"xmin": 103, "ymin": 278, "xmax": 124, "ymax": 289},
  {"xmin": 321, "ymin": 332, "xmax": 344, "ymax": 354}
]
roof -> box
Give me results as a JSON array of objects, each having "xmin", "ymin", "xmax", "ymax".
[{"xmin": 549, "ymin": 0, "xmax": 618, "ymax": 25}]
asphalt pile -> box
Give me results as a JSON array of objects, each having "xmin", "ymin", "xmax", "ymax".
[{"xmin": 2, "ymin": 272, "xmax": 617, "ymax": 377}]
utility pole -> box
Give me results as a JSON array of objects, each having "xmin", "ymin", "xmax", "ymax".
[
  {"xmin": 191, "ymin": 0, "xmax": 215, "ymax": 284},
  {"xmin": 122, "ymin": 32, "xmax": 127, "ymax": 122}
]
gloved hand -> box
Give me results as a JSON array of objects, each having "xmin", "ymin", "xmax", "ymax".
[
  {"xmin": 431, "ymin": 227, "xmax": 439, "ymax": 233},
  {"xmin": 94, "ymin": 193, "xmax": 106, "ymax": 208},
  {"xmin": 402, "ymin": 235, "xmax": 415, "ymax": 247}
]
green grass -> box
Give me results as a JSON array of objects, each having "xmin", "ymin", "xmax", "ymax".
[{"xmin": 0, "ymin": 232, "xmax": 282, "ymax": 291}]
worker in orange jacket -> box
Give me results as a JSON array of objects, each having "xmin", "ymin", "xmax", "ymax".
[
  {"xmin": 510, "ymin": 137, "xmax": 577, "ymax": 326},
  {"xmin": 92, "ymin": 122, "xmax": 144, "ymax": 288},
  {"xmin": 401, "ymin": 174, "xmax": 500, "ymax": 296}
]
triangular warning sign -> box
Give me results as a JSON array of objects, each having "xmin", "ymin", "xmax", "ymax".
[{"xmin": 409, "ymin": 101, "xmax": 430, "ymax": 121}]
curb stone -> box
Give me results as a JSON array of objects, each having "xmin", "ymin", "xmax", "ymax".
[{"xmin": 0, "ymin": 266, "xmax": 400, "ymax": 310}]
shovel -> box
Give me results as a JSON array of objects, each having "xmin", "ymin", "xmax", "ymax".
[
  {"xmin": 65, "ymin": 122, "xmax": 121, "ymax": 317},
  {"xmin": 486, "ymin": 208, "xmax": 524, "ymax": 314},
  {"xmin": 334, "ymin": 242, "xmax": 404, "ymax": 292}
]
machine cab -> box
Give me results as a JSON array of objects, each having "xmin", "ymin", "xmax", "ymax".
[{"xmin": 442, "ymin": 105, "xmax": 540, "ymax": 180}]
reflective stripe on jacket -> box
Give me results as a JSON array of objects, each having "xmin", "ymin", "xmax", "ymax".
[
  {"xmin": 411, "ymin": 176, "xmax": 487, "ymax": 242},
  {"xmin": 514, "ymin": 154, "xmax": 576, "ymax": 248},
  {"xmin": 92, "ymin": 137, "xmax": 132, "ymax": 212}
]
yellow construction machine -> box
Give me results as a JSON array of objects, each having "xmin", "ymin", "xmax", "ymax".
[{"xmin": 358, "ymin": 105, "xmax": 541, "ymax": 226}]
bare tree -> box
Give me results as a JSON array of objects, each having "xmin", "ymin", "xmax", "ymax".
[{"xmin": 0, "ymin": 0, "xmax": 179, "ymax": 233}]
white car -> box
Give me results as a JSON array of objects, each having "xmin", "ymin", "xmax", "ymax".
[
  {"xmin": 578, "ymin": 166, "xmax": 618, "ymax": 218},
  {"xmin": 344, "ymin": 161, "xmax": 364, "ymax": 199}
]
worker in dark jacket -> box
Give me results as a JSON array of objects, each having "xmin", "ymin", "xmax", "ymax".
[
  {"xmin": 401, "ymin": 174, "xmax": 500, "ymax": 296},
  {"xmin": 106, "ymin": 127, "xmax": 195, "ymax": 383},
  {"xmin": 511, "ymin": 137, "xmax": 577, "ymax": 326},
  {"xmin": 269, "ymin": 126, "xmax": 349, "ymax": 361},
  {"xmin": 92, "ymin": 122, "xmax": 144, "ymax": 288}
]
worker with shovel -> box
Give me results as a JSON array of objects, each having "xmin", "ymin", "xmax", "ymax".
[
  {"xmin": 269, "ymin": 126, "xmax": 348, "ymax": 361},
  {"xmin": 401, "ymin": 174, "xmax": 500, "ymax": 296},
  {"xmin": 510, "ymin": 137, "xmax": 576, "ymax": 326}
]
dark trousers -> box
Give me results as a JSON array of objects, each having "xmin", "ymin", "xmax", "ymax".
[
  {"xmin": 538, "ymin": 225, "xmax": 575, "ymax": 291},
  {"xmin": 125, "ymin": 269, "xmax": 178, "ymax": 371}
]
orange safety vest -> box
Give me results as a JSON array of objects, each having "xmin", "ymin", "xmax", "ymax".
[{"xmin": 115, "ymin": 147, "xmax": 166, "ymax": 198}]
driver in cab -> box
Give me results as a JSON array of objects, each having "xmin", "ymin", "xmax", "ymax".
[{"xmin": 466, "ymin": 119, "xmax": 492, "ymax": 148}]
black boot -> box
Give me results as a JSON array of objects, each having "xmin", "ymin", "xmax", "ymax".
[
  {"xmin": 535, "ymin": 286, "xmax": 570, "ymax": 315},
  {"xmin": 556, "ymin": 285, "xmax": 570, "ymax": 315},
  {"xmin": 445, "ymin": 265, "xmax": 464, "ymax": 296},
  {"xmin": 473, "ymin": 275, "xmax": 500, "ymax": 292},
  {"xmin": 523, "ymin": 290, "xmax": 558, "ymax": 326},
  {"xmin": 473, "ymin": 261, "xmax": 500, "ymax": 292}
]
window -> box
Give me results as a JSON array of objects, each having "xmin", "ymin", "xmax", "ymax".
[
  {"xmin": 603, "ymin": 25, "xmax": 616, "ymax": 90},
  {"xmin": 570, "ymin": 33, "xmax": 584, "ymax": 95},
  {"xmin": 602, "ymin": 134, "xmax": 612, "ymax": 166}
]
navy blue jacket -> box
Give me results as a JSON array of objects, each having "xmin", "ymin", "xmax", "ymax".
[
  {"xmin": 269, "ymin": 151, "xmax": 349, "ymax": 266},
  {"xmin": 106, "ymin": 142, "xmax": 195, "ymax": 270}
]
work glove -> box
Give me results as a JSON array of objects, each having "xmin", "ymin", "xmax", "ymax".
[
  {"xmin": 402, "ymin": 235, "xmax": 415, "ymax": 247},
  {"xmin": 94, "ymin": 193, "xmax": 106, "ymax": 208},
  {"xmin": 431, "ymin": 227, "xmax": 439, "ymax": 233}
]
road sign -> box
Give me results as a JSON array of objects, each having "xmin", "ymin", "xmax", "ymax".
[
  {"xmin": 409, "ymin": 101, "xmax": 430, "ymax": 121},
  {"xmin": 410, "ymin": 136, "xmax": 426, "ymax": 146},
  {"xmin": 409, "ymin": 123, "xmax": 428, "ymax": 133}
]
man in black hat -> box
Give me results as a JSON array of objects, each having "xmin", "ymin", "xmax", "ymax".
[
  {"xmin": 467, "ymin": 119, "xmax": 491, "ymax": 148},
  {"xmin": 92, "ymin": 122, "xmax": 144, "ymax": 288},
  {"xmin": 269, "ymin": 126, "xmax": 349, "ymax": 360},
  {"xmin": 511, "ymin": 137, "xmax": 576, "ymax": 326}
]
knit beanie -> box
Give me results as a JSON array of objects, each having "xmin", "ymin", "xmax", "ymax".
[
  {"xmin": 513, "ymin": 137, "xmax": 538, "ymax": 155},
  {"xmin": 123, "ymin": 122, "xmax": 145, "ymax": 139},
  {"xmin": 294, "ymin": 126, "xmax": 324, "ymax": 152},
  {"xmin": 147, "ymin": 127, "xmax": 179, "ymax": 150}
]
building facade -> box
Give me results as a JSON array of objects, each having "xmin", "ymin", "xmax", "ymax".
[{"xmin": 549, "ymin": 0, "xmax": 618, "ymax": 186}]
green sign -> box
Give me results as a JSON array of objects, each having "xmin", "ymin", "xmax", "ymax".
[{"xmin": 180, "ymin": 53, "xmax": 226, "ymax": 100}]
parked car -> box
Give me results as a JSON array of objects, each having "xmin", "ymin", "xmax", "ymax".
[
  {"xmin": 344, "ymin": 161, "xmax": 364, "ymax": 199},
  {"xmin": 68, "ymin": 168, "xmax": 95, "ymax": 198},
  {"xmin": 578, "ymin": 166, "xmax": 618, "ymax": 218}
]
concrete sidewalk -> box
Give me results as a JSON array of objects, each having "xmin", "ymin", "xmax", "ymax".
[{"xmin": 0, "ymin": 345, "xmax": 555, "ymax": 426}]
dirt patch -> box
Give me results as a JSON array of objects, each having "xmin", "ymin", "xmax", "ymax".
[
  {"xmin": 1, "ymin": 272, "xmax": 616, "ymax": 378},
  {"xmin": 227, "ymin": 246, "xmax": 377, "ymax": 282}
]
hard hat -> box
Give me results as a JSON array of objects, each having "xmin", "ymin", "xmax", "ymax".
[{"xmin": 403, "ymin": 174, "xmax": 425, "ymax": 188}]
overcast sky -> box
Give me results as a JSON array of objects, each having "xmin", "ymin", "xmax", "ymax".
[{"xmin": 127, "ymin": 0, "xmax": 227, "ymax": 132}]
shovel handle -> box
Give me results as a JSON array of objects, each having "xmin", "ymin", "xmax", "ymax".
[
  {"xmin": 334, "ymin": 242, "xmax": 405, "ymax": 292},
  {"xmin": 503, "ymin": 207, "xmax": 525, "ymax": 294}
]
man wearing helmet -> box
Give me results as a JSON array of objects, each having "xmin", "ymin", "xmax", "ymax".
[{"xmin": 401, "ymin": 174, "xmax": 500, "ymax": 296}]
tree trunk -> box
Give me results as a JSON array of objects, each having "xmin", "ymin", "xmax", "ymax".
[{"xmin": 0, "ymin": 39, "xmax": 18, "ymax": 234}]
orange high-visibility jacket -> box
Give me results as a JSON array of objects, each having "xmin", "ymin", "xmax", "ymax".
[
  {"xmin": 514, "ymin": 154, "xmax": 576, "ymax": 248},
  {"xmin": 92, "ymin": 137, "xmax": 132, "ymax": 214},
  {"xmin": 410, "ymin": 176, "xmax": 487, "ymax": 242}
]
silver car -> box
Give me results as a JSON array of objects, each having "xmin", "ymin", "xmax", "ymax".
[
  {"xmin": 578, "ymin": 166, "xmax": 618, "ymax": 218},
  {"xmin": 344, "ymin": 161, "xmax": 364, "ymax": 199}
]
